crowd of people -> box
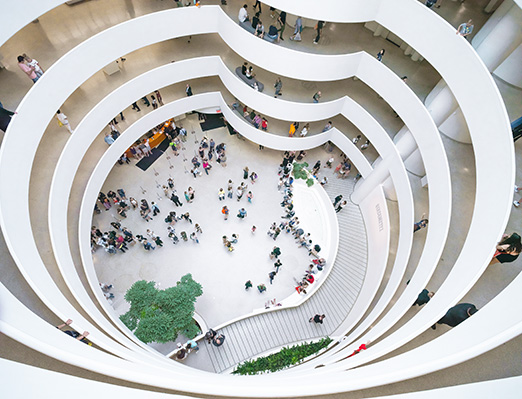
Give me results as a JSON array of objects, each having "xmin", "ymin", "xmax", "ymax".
[{"xmin": 241, "ymin": 151, "xmax": 330, "ymax": 302}]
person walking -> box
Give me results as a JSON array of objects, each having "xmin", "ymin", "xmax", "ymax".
[
  {"xmin": 274, "ymin": 77, "xmax": 283, "ymax": 97},
  {"xmin": 142, "ymin": 96, "xmax": 151, "ymax": 107},
  {"xmin": 413, "ymin": 289, "xmax": 434, "ymax": 307},
  {"xmin": 268, "ymin": 271, "xmax": 277, "ymax": 284},
  {"xmin": 237, "ymin": 208, "xmax": 247, "ymax": 219},
  {"xmin": 432, "ymin": 303, "xmax": 477, "ymax": 330},
  {"xmin": 243, "ymin": 166, "xmax": 249, "ymax": 180},
  {"xmin": 335, "ymin": 200, "xmax": 348, "ymax": 213},
  {"xmin": 170, "ymin": 191, "xmax": 183, "ymax": 207},
  {"xmin": 151, "ymin": 201, "xmax": 160, "ymax": 216},
  {"xmin": 222, "ymin": 205, "xmax": 229, "ymax": 220},
  {"xmin": 289, "ymin": 122, "xmax": 298, "ymax": 137},
  {"xmin": 186, "ymin": 84, "xmax": 193, "ymax": 97},
  {"xmin": 253, "ymin": 0, "xmax": 261, "ymax": 13},
  {"xmin": 56, "ymin": 110, "xmax": 74, "ymax": 134},
  {"xmin": 218, "ymin": 188, "xmax": 225, "ymax": 201},
  {"xmin": 154, "ymin": 90, "xmax": 164, "ymax": 106},
  {"xmin": 312, "ymin": 91, "xmax": 322, "ymax": 103},
  {"xmin": 151, "ymin": 95, "xmax": 158, "ymax": 109},
  {"xmin": 131, "ymin": 101, "xmax": 141, "ymax": 112},
  {"xmin": 313, "ymin": 21, "xmax": 324, "ymax": 44},
  {"xmin": 413, "ymin": 215, "xmax": 429, "ymax": 232},
  {"xmin": 104, "ymin": 133, "xmax": 115, "ymax": 146},
  {"xmin": 289, "ymin": 16, "xmax": 303, "ymax": 41},
  {"xmin": 376, "ymin": 49, "xmax": 385, "ymax": 62},
  {"xmin": 245, "ymin": 280, "xmax": 253, "ymax": 290},
  {"xmin": 277, "ymin": 11, "xmax": 287, "ymax": 40},
  {"xmin": 227, "ymin": 179, "xmax": 234, "ymax": 199},
  {"xmin": 309, "ymin": 314, "xmax": 326, "ymax": 324}
]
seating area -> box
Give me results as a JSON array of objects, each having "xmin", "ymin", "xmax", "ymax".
[{"xmin": 1, "ymin": 0, "xmax": 522, "ymax": 397}]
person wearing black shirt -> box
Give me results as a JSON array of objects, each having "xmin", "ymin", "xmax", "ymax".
[{"xmin": 277, "ymin": 11, "xmax": 287, "ymax": 40}]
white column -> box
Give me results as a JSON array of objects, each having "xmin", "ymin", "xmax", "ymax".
[
  {"xmin": 351, "ymin": 157, "xmax": 392, "ymax": 205},
  {"xmin": 493, "ymin": 43, "xmax": 522, "ymax": 88},
  {"xmin": 392, "ymin": 126, "xmax": 426, "ymax": 176},
  {"xmin": 440, "ymin": 1, "xmax": 522, "ymax": 143},
  {"xmin": 485, "ymin": 0, "xmax": 502, "ymax": 13}
]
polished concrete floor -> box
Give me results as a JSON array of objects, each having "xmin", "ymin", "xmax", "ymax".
[{"xmin": 1, "ymin": 0, "xmax": 522, "ymax": 396}]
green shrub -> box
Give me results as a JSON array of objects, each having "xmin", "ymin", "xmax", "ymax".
[
  {"xmin": 233, "ymin": 337, "xmax": 332, "ymax": 375},
  {"xmin": 119, "ymin": 274, "xmax": 203, "ymax": 344}
]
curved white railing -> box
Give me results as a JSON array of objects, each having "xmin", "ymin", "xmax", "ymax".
[
  {"xmin": 46, "ymin": 55, "xmax": 413, "ymax": 353},
  {"xmin": 0, "ymin": 0, "xmax": 516, "ymax": 396},
  {"xmin": 26, "ymin": 7, "xmax": 447, "ymax": 359}
]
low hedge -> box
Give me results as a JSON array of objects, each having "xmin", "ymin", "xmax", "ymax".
[{"xmin": 233, "ymin": 337, "xmax": 332, "ymax": 375}]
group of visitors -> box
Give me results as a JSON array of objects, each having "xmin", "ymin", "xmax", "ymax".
[{"xmin": 92, "ymin": 178, "xmax": 206, "ymax": 253}]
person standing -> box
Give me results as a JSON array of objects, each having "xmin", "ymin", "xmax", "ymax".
[
  {"xmin": 243, "ymin": 166, "xmax": 249, "ymax": 180},
  {"xmin": 456, "ymin": 19, "xmax": 474, "ymax": 39},
  {"xmin": 154, "ymin": 90, "xmax": 164, "ymax": 106},
  {"xmin": 151, "ymin": 95, "xmax": 158, "ymax": 109},
  {"xmin": 413, "ymin": 289, "xmax": 434, "ymax": 306},
  {"xmin": 289, "ymin": 122, "xmax": 298, "ymax": 137},
  {"xmin": 277, "ymin": 11, "xmax": 287, "ymax": 40},
  {"xmin": 17, "ymin": 55, "xmax": 38, "ymax": 83},
  {"xmin": 170, "ymin": 191, "xmax": 183, "ymax": 207},
  {"xmin": 313, "ymin": 21, "xmax": 324, "ymax": 44},
  {"xmin": 104, "ymin": 133, "xmax": 115, "ymax": 146},
  {"xmin": 322, "ymin": 121, "xmax": 333, "ymax": 132},
  {"xmin": 151, "ymin": 202, "xmax": 160, "ymax": 216},
  {"xmin": 432, "ymin": 303, "xmax": 478, "ymax": 330},
  {"xmin": 222, "ymin": 205, "xmax": 229, "ymax": 220},
  {"xmin": 186, "ymin": 84, "xmax": 193, "ymax": 97},
  {"xmin": 245, "ymin": 280, "xmax": 253, "ymax": 290},
  {"xmin": 413, "ymin": 216, "xmax": 429, "ymax": 233},
  {"xmin": 274, "ymin": 77, "xmax": 283, "ymax": 97},
  {"xmin": 142, "ymin": 96, "xmax": 151, "ymax": 107},
  {"xmin": 300, "ymin": 123, "xmax": 310, "ymax": 137},
  {"xmin": 312, "ymin": 91, "xmax": 322, "ymax": 103},
  {"xmin": 290, "ymin": 16, "xmax": 302, "ymax": 41},
  {"xmin": 376, "ymin": 49, "xmax": 385, "ymax": 62},
  {"xmin": 23, "ymin": 54, "xmax": 44, "ymax": 78},
  {"xmin": 309, "ymin": 314, "xmax": 326, "ymax": 324},
  {"xmin": 333, "ymin": 195, "xmax": 343, "ymax": 208},
  {"xmin": 227, "ymin": 179, "xmax": 234, "ymax": 198},
  {"xmin": 490, "ymin": 232, "xmax": 522, "ymax": 265},
  {"xmin": 56, "ymin": 110, "xmax": 74, "ymax": 134}
]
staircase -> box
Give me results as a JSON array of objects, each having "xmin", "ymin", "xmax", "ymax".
[{"xmin": 204, "ymin": 170, "xmax": 368, "ymax": 373}]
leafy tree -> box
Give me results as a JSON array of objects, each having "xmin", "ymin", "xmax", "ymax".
[
  {"xmin": 292, "ymin": 162, "xmax": 315, "ymax": 187},
  {"xmin": 119, "ymin": 274, "xmax": 203, "ymax": 344}
]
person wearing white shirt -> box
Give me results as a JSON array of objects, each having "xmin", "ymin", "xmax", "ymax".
[
  {"xmin": 56, "ymin": 110, "xmax": 73, "ymax": 134},
  {"xmin": 238, "ymin": 4, "xmax": 249, "ymax": 23},
  {"xmin": 300, "ymin": 123, "xmax": 310, "ymax": 137}
]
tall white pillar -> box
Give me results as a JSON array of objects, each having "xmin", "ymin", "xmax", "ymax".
[
  {"xmin": 484, "ymin": 0, "xmax": 502, "ymax": 13},
  {"xmin": 351, "ymin": 157, "xmax": 393, "ymax": 205},
  {"xmin": 440, "ymin": 1, "xmax": 522, "ymax": 143},
  {"xmin": 493, "ymin": 43, "xmax": 522, "ymax": 88}
]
